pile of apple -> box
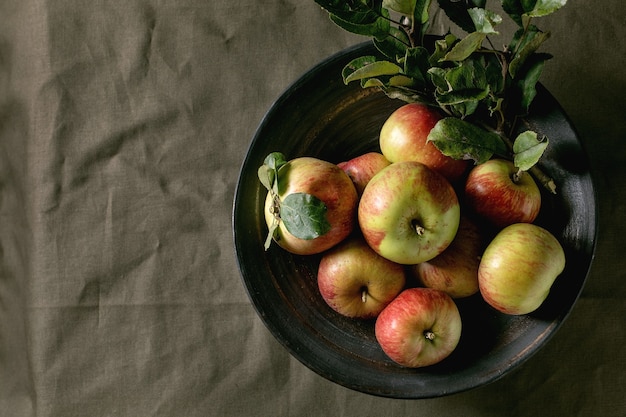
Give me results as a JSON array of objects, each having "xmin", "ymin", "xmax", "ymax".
[{"xmin": 259, "ymin": 103, "xmax": 566, "ymax": 369}]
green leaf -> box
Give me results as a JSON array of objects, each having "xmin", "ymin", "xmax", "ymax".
[
  {"xmin": 514, "ymin": 52, "xmax": 550, "ymax": 114},
  {"xmin": 441, "ymin": 32, "xmax": 487, "ymax": 62},
  {"xmin": 258, "ymin": 165, "xmax": 274, "ymax": 192},
  {"xmin": 526, "ymin": 0, "xmax": 567, "ymax": 17},
  {"xmin": 509, "ymin": 27, "xmax": 550, "ymax": 77},
  {"xmin": 482, "ymin": 53, "xmax": 504, "ymax": 95},
  {"xmin": 512, "ymin": 130, "xmax": 548, "ymax": 170},
  {"xmin": 281, "ymin": 193, "xmax": 331, "ymax": 240},
  {"xmin": 315, "ymin": 0, "xmax": 391, "ymax": 39},
  {"xmin": 501, "ymin": 0, "xmax": 525, "ymax": 26},
  {"xmin": 436, "ymin": 0, "xmax": 487, "ymax": 33},
  {"xmin": 314, "ymin": 0, "xmax": 383, "ymax": 23},
  {"xmin": 383, "ymin": 0, "xmax": 416, "ymax": 16},
  {"xmin": 362, "ymin": 78, "xmax": 386, "ymax": 88},
  {"xmin": 501, "ymin": 0, "xmax": 567, "ymax": 25},
  {"xmin": 429, "ymin": 33, "xmax": 457, "ymax": 64},
  {"xmin": 427, "ymin": 117, "xmax": 509, "ymax": 163},
  {"xmin": 373, "ymin": 26, "xmax": 411, "ymax": 60},
  {"xmin": 448, "ymin": 99, "xmax": 480, "ymax": 119},
  {"xmin": 403, "ymin": 46, "xmax": 431, "ymax": 88},
  {"xmin": 436, "ymin": 88, "xmax": 489, "ymax": 105},
  {"xmin": 264, "ymin": 152, "xmax": 287, "ymax": 171},
  {"xmin": 389, "ymin": 75, "xmax": 415, "ymax": 87},
  {"xmin": 343, "ymin": 59, "xmax": 403, "ymax": 84},
  {"xmin": 468, "ymin": 7, "xmax": 502, "ymax": 34},
  {"xmin": 521, "ymin": 0, "xmax": 538, "ymax": 11},
  {"xmin": 413, "ymin": 0, "xmax": 432, "ymax": 40},
  {"xmin": 445, "ymin": 59, "xmax": 488, "ymax": 91},
  {"xmin": 329, "ymin": 12, "xmax": 391, "ymax": 39},
  {"xmin": 258, "ymin": 152, "xmax": 288, "ymax": 192},
  {"xmin": 379, "ymin": 85, "xmax": 434, "ymax": 104},
  {"xmin": 342, "ymin": 56, "xmax": 377, "ymax": 82},
  {"xmin": 429, "ymin": 59, "xmax": 490, "ymax": 117},
  {"xmin": 427, "ymin": 67, "xmax": 448, "ymax": 92}
]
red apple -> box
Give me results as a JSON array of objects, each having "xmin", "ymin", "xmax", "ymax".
[
  {"xmin": 263, "ymin": 156, "xmax": 358, "ymax": 255},
  {"xmin": 358, "ymin": 161, "xmax": 460, "ymax": 265},
  {"xmin": 375, "ymin": 287, "xmax": 462, "ymax": 368},
  {"xmin": 410, "ymin": 215, "xmax": 484, "ymax": 298},
  {"xmin": 464, "ymin": 158, "xmax": 541, "ymax": 228},
  {"xmin": 379, "ymin": 103, "xmax": 468, "ymax": 182},
  {"xmin": 317, "ymin": 235, "xmax": 406, "ymax": 319},
  {"xmin": 478, "ymin": 223, "xmax": 566, "ymax": 315},
  {"xmin": 337, "ymin": 152, "xmax": 391, "ymax": 196}
]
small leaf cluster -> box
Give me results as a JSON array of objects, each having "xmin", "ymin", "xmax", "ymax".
[
  {"xmin": 314, "ymin": 0, "xmax": 566, "ymax": 191},
  {"xmin": 258, "ymin": 152, "xmax": 332, "ymax": 249}
]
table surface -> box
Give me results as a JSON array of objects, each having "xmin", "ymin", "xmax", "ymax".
[{"xmin": 1, "ymin": 2, "xmax": 624, "ymax": 416}]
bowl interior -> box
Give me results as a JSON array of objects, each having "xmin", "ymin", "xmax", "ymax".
[{"xmin": 232, "ymin": 42, "xmax": 597, "ymax": 398}]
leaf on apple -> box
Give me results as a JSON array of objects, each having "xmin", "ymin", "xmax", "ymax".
[
  {"xmin": 280, "ymin": 193, "xmax": 331, "ymax": 240},
  {"xmin": 513, "ymin": 130, "xmax": 548, "ymax": 171},
  {"xmin": 259, "ymin": 152, "xmax": 331, "ymax": 248},
  {"xmin": 257, "ymin": 152, "xmax": 288, "ymax": 193},
  {"xmin": 427, "ymin": 117, "xmax": 509, "ymax": 164}
]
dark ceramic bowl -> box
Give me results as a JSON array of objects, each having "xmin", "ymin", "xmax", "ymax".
[{"xmin": 232, "ymin": 42, "xmax": 597, "ymax": 398}]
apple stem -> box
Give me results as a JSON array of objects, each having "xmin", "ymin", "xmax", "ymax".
[
  {"xmin": 269, "ymin": 194, "xmax": 281, "ymax": 220},
  {"xmin": 424, "ymin": 331, "xmax": 436, "ymax": 341},
  {"xmin": 361, "ymin": 289, "xmax": 368, "ymax": 303},
  {"xmin": 412, "ymin": 220, "xmax": 426, "ymax": 236},
  {"xmin": 512, "ymin": 168, "xmax": 524, "ymax": 184}
]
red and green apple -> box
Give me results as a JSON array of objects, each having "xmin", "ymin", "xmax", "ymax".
[
  {"xmin": 337, "ymin": 152, "xmax": 391, "ymax": 196},
  {"xmin": 478, "ymin": 223, "xmax": 566, "ymax": 315},
  {"xmin": 358, "ymin": 161, "xmax": 460, "ymax": 265},
  {"xmin": 379, "ymin": 103, "xmax": 468, "ymax": 182},
  {"xmin": 375, "ymin": 287, "xmax": 462, "ymax": 368},
  {"xmin": 263, "ymin": 156, "xmax": 358, "ymax": 255},
  {"xmin": 411, "ymin": 215, "xmax": 484, "ymax": 298},
  {"xmin": 317, "ymin": 235, "xmax": 406, "ymax": 319},
  {"xmin": 464, "ymin": 158, "xmax": 541, "ymax": 228}
]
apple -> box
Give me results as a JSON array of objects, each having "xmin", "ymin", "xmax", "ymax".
[
  {"xmin": 337, "ymin": 152, "xmax": 391, "ymax": 196},
  {"xmin": 379, "ymin": 103, "xmax": 468, "ymax": 182},
  {"xmin": 478, "ymin": 223, "xmax": 566, "ymax": 315},
  {"xmin": 358, "ymin": 161, "xmax": 460, "ymax": 265},
  {"xmin": 464, "ymin": 158, "xmax": 541, "ymax": 228},
  {"xmin": 263, "ymin": 156, "xmax": 358, "ymax": 255},
  {"xmin": 375, "ymin": 287, "xmax": 462, "ymax": 368},
  {"xmin": 410, "ymin": 215, "xmax": 484, "ymax": 298},
  {"xmin": 317, "ymin": 235, "xmax": 406, "ymax": 319}
]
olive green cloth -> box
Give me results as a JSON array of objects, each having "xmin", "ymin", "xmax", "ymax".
[{"xmin": 0, "ymin": 1, "xmax": 624, "ymax": 416}]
